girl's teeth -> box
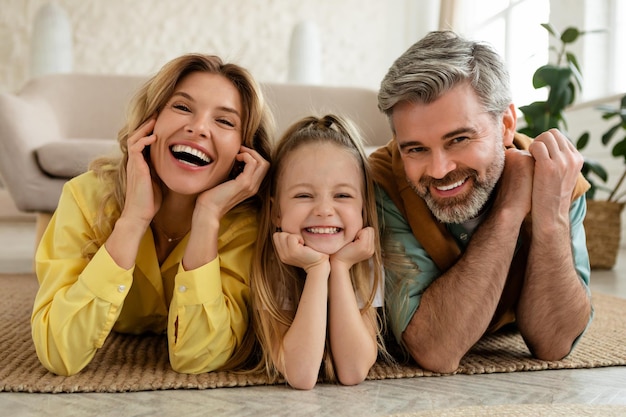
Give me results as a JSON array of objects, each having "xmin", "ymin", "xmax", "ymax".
[{"xmin": 307, "ymin": 227, "xmax": 340, "ymax": 234}]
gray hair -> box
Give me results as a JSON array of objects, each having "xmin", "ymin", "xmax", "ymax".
[{"xmin": 378, "ymin": 31, "xmax": 511, "ymax": 130}]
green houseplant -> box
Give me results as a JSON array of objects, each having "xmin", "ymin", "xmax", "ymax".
[
  {"xmin": 518, "ymin": 24, "xmax": 585, "ymax": 137},
  {"xmin": 581, "ymin": 95, "xmax": 626, "ymax": 269},
  {"xmin": 518, "ymin": 23, "xmax": 624, "ymax": 269},
  {"xmin": 590, "ymin": 94, "xmax": 626, "ymax": 203},
  {"xmin": 518, "ymin": 23, "xmax": 603, "ymax": 195}
]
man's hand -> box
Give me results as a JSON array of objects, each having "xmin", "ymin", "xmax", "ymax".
[
  {"xmin": 494, "ymin": 148, "xmax": 534, "ymax": 222},
  {"xmin": 528, "ymin": 129, "xmax": 584, "ymax": 223}
]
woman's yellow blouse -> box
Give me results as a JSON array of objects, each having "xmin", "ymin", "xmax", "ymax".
[{"xmin": 32, "ymin": 171, "xmax": 256, "ymax": 376}]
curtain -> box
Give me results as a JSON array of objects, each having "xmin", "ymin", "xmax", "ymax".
[{"xmin": 438, "ymin": 0, "xmax": 466, "ymax": 32}]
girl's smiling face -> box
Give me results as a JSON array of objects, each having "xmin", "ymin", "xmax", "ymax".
[
  {"xmin": 150, "ymin": 71, "xmax": 243, "ymax": 196},
  {"xmin": 274, "ymin": 142, "xmax": 364, "ymax": 255}
]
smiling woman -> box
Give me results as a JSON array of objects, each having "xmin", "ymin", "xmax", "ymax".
[{"xmin": 30, "ymin": 54, "xmax": 273, "ymax": 377}]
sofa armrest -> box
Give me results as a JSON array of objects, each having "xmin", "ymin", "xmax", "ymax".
[
  {"xmin": 36, "ymin": 138, "xmax": 120, "ymax": 177},
  {"xmin": 0, "ymin": 93, "xmax": 65, "ymax": 212}
]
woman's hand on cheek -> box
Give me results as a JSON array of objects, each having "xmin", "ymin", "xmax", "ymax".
[
  {"xmin": 120, "ymin": 118, "xmax": 162, "ymax": 227},
  {"xmin": 273, "ymin": 232, "xmax": 330, "ymax": 275},
  {"xmin": 331, "ymin": 227, "xmax": 375, "ymax": 271},
  {"xmin": 196, "ymin": 146, "xmax": 269, "ymax": 219}
]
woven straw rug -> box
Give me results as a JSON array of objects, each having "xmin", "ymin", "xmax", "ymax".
[{"xmin": 2, "ymin": 273, "xmax": 625, "ymax": 393}]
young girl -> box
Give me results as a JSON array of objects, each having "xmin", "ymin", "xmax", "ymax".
[
  {"xmin": 31, "ymin": 54, "xmax": 273, "ymax": 376},
  {"xmin": 251, "ymin": 114, "xmax": 385, "ymax": 390}
]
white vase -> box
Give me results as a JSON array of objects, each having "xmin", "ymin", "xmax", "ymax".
[
  {"xmin": 287, "ymin": 20, "xmax": 322, "ymax": 84},
  {"xmin": 30, "ymin": 2, "xmax": 73, "ymax": 78}
]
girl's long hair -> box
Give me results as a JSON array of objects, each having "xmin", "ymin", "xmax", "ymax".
[{"xmin": 250, "ymin": 114, "xmax": 387, "ymax": 383}]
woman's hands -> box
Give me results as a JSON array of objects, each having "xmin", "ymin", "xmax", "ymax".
[
  {"xmin": 195, "ymin": 145, "xmax": 270, "ymax": 220},
  {"xmin": 106, "ymin": 118, "xmax": 161, "ymax": 269},
  {"xmin": 120, "ymin": 118, "xmax": 162, "ymax": 228},
  {"xmin": 183, "ymin": 145, "xmax": 269, "ymax": 271}
]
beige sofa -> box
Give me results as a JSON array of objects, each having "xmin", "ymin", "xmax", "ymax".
[{"xmin": 0, "ymin": 73, "xmax": 391, "ymax": 242}]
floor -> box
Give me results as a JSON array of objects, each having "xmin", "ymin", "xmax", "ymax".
[{"xmin": 1, "ymin": 189, "xmax": 625, "ymax": 416}]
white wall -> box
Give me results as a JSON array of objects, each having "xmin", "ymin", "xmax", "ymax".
[
  {"xmin": 549, "ymin": 0, "xmax": 613, "ymax": 101},
  {"xmin": 0, "ymin": 0, "xmax": 397, "ymax": 94}
]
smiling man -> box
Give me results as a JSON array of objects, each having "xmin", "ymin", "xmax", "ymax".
[{"xmin": 369, "ymin": 31, "xmax": 593, "ymax": 373}]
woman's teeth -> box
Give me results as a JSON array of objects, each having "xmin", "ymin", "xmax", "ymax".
[{"xmin": 170, "ymin": 144, "xmax": 211, "ymax": 166}]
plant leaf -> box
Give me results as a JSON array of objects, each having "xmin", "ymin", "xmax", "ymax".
[
  {"xmin": 602, "ymin": 124, "xmax": 621, "ymax": 145},
  {"xmin": 519, "ymin": 102, "xmax": 553, "ymax": 134},
  {"xmin": 612, "ymin": 137, "xmax": 626, "ymax": 160},
  {"xmin": 576, "ymin": 132, "xmax": 590, "ymax": 150},
  {"xmin": 585, "ymin": 159, "xmax": 608, "ymax": 182},
  {"xmin": 561, "ymin": 27, "xmax": 580, "ymax": 43},
  {"xmin": 546, "ymin": 78, "xmax": 574, "ymax": 113},
  {"xmin": 541, "ymin": 22, "xmax": 558, "ymax": 37},
  {"xmin": 567, "ymin": 54, "xmax": 584, "ymax": 89},
  {"xmin": 533, "ymin": 65, "xmax": 572, "ymax": 89}
]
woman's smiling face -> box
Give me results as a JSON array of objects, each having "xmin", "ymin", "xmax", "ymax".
[{"xmin": 150, "ymin": 71, "xmax": 243, "ymax": 196}]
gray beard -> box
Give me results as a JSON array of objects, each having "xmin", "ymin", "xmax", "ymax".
[{"xmin": 408, "ymin": 150, "xmax": 505, "ymax": 224}]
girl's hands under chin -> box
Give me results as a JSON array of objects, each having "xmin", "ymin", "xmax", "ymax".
[
  {"xmin": 120, "ymin": 118, "xmax": 162, "ymax": 227},
  {"xmin": 273, "ymin": 232, "xmax": 330, "ymax": 274},
  {"xmin": 195, "ymin": 145, "xmax": 269, "ymax": 219},
  {"xmin": 330, "ymin": 227, "xmax": 376, "ymax": 270}
]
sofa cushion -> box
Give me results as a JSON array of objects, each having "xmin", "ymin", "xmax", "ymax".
[{"xmin": 36, "ymin": 138, "xmax": 119, "ymax": 178}]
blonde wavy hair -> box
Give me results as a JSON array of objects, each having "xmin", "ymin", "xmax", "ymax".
[
  {"xmin": 85, "ymin": 53, "xmax": 274, "ymax": 258},
  {"xmin": 250, "ymin": 114, "xmax": 388, "ymax": 383}
]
